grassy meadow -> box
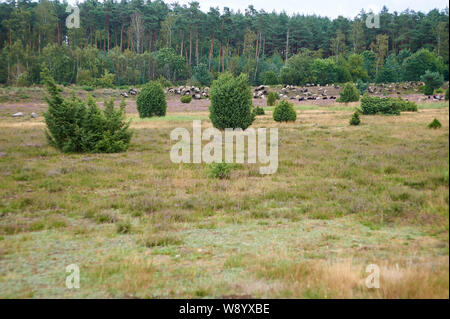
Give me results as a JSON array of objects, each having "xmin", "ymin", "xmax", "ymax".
[{"xmin": 0, "ymin": 99, "xmax": 448, "ymax": 298}]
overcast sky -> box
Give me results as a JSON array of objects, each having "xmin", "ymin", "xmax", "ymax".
[
  {"xmin": 169, "ymin": 0, "xmax": 448, "ymax": 18},
  {"xmin": 62, "ymin": 0, "xmax": 449, "ymax": 18}
]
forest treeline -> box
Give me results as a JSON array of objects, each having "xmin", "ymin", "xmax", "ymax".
[{"xmin": 0, "ymin": 0, "xmax": 448, "ymax": 87}]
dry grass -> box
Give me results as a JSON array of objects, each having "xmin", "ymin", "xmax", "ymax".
[
  {"xmin": 250, "ymin": 256, "xmax": 449, "ymax": 298},
  {"xmin": 0, "ymin": 98, "xmax": 448, "ymax": 298}
]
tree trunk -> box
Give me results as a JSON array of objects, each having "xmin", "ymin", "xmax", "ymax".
[
  {"xmin": 254, "ymin": 32, "xmax": 262, "ymax": 81},
  {"xmin": 218, "ymin": 45, "xmax": 221, "ymax": 73},
  {"xmin": 189, "ymin": 30, "xmax": 192, "ymax": 65},
  {"xmin": 180, "ymin": 35, "xmax": 184, "ymax": 56},
  {"xmin": 208, "ymin": 35, "xmax": 214, "ymax": 71},
  {"xmin": 195, "ymin": 32, "xmax": 199, "ymax": 66},
  {"xmin": 57, "ymin": 22, "xmax": 61, "ymax": 45},
  {"xmin": 285, "ymin": 28, "xmax": 289, "ymax": 62},
  {"xmin": 120, "ymin": 27, "xmax": 123, "ymax": 51}
]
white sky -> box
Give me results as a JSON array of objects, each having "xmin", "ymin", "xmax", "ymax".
[
  {"xmin": 171, "ymin": 0, "xmax": 449, "ymax": 18},
  {"xmin": 64, "ymin": 0, "xmax": 449, "ymax": 19}
]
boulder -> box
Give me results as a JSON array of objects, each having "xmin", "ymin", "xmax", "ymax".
[
  {"xmin": 12, "ymin": 112, "xmax": 23, "ymax": 117},
  {"xmin": 31, "ymin": 112, "xmax": 38, "ymax": 118}
]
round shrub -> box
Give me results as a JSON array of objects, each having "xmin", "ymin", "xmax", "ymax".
[
  {"xmin": 209, "ymin": 73, "xmax": 254, "ymax": 130},
  {"xmin": 181, "ymin": 95, "xmax": 192, "ymax": 103},
  {"xmin": 337, "ymin": 83, "xmax": 360, "ymax": 103},
  {"xmin": 273, "ymin": 100, "xmax": 296, "ymax": 122},
  {"xmin": 349, "ymin": 111, "xmax": 360, "ymax": 126},
  {"xmin": 253, "ymin": 106, "xmax": 265, "ymax": 116},
  {"xmin": 137, "ymin": 81, "xmax": 167, "ymax": 118},
  {"xmin": 267, "ymin": 91, "xmax": 279, "ymax": 106}
]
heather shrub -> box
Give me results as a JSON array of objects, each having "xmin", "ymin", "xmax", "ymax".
[
  {"xmin": 273, "ymin": 100, "xmax": 297, "ymax": 122},
  {"xmin": 209, "ymin": 73, "xmax": 254, "ymax": 130},
  {"xmin": 137, "ymin": 81, "xmax": 167, "ymax": 118},
  {"xmin": 116, "ymin": 220, "xmax": 132, "ymax": 234}
]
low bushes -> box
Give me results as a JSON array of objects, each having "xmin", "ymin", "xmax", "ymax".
[
  {"xmin": 181, "ymin": 95, "xmax": 192, "ymax": 103},
  {"xmin": 273, "ymin": 100, "xmax": 297, "ymax": 122},
  {"xmin": 360, "ymin": 94, "xmax": 401, "ymax": 115},
  {"xmin": 137, "ymin": 81, "xmax": 167, "ymax": 118},
  {"xmin": 392, "ymin": 97, "xmax": 418, "ymax": 112},
  {"xmin": 337, "ymin": 83, "xmax": 360, "ymax": 103},
  {"xmin": 42, "ymin": 68, "xmax": 132, "ymax": 153},
  {"xmin": 360, "ymin": 95, "xmax": 417, "ymax": 115}
]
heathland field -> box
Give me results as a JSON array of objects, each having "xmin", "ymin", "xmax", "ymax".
[{"xmin": 0, "ymin": 91, "xmax": 448, "ymax": 298}]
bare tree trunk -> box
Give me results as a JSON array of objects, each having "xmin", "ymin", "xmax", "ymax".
[
  {"xmin": 195, "ymin": 32, "xmax": 199, "ymax": 66},
  {"xmin": 120, "ymin": 27, "xmax": 123, "ymax": 51},
  {"xmin": 189, "ymin": 30, "xmax": 192, "ymax": 65},
  {"xmin": 208, "ymin": 35, "xmax": 214, "ymax": 71},
  {"xmin": 218, "ymin": 45, "xmax": 221, "ymax": 73},
  {"xmin": 57, "ymin": 22, "xmax": 61, "ymax": 45},
  {"xmin": 254, "ymin": 32, "xmax": 262, "ymax": 81},
  {"xmin": 180, "ymin": 36, "xmax": 184, "ymax": 56},
  {"xmin": 285, "ymin": 28, "xmax": 289, "ymax": 62}
]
